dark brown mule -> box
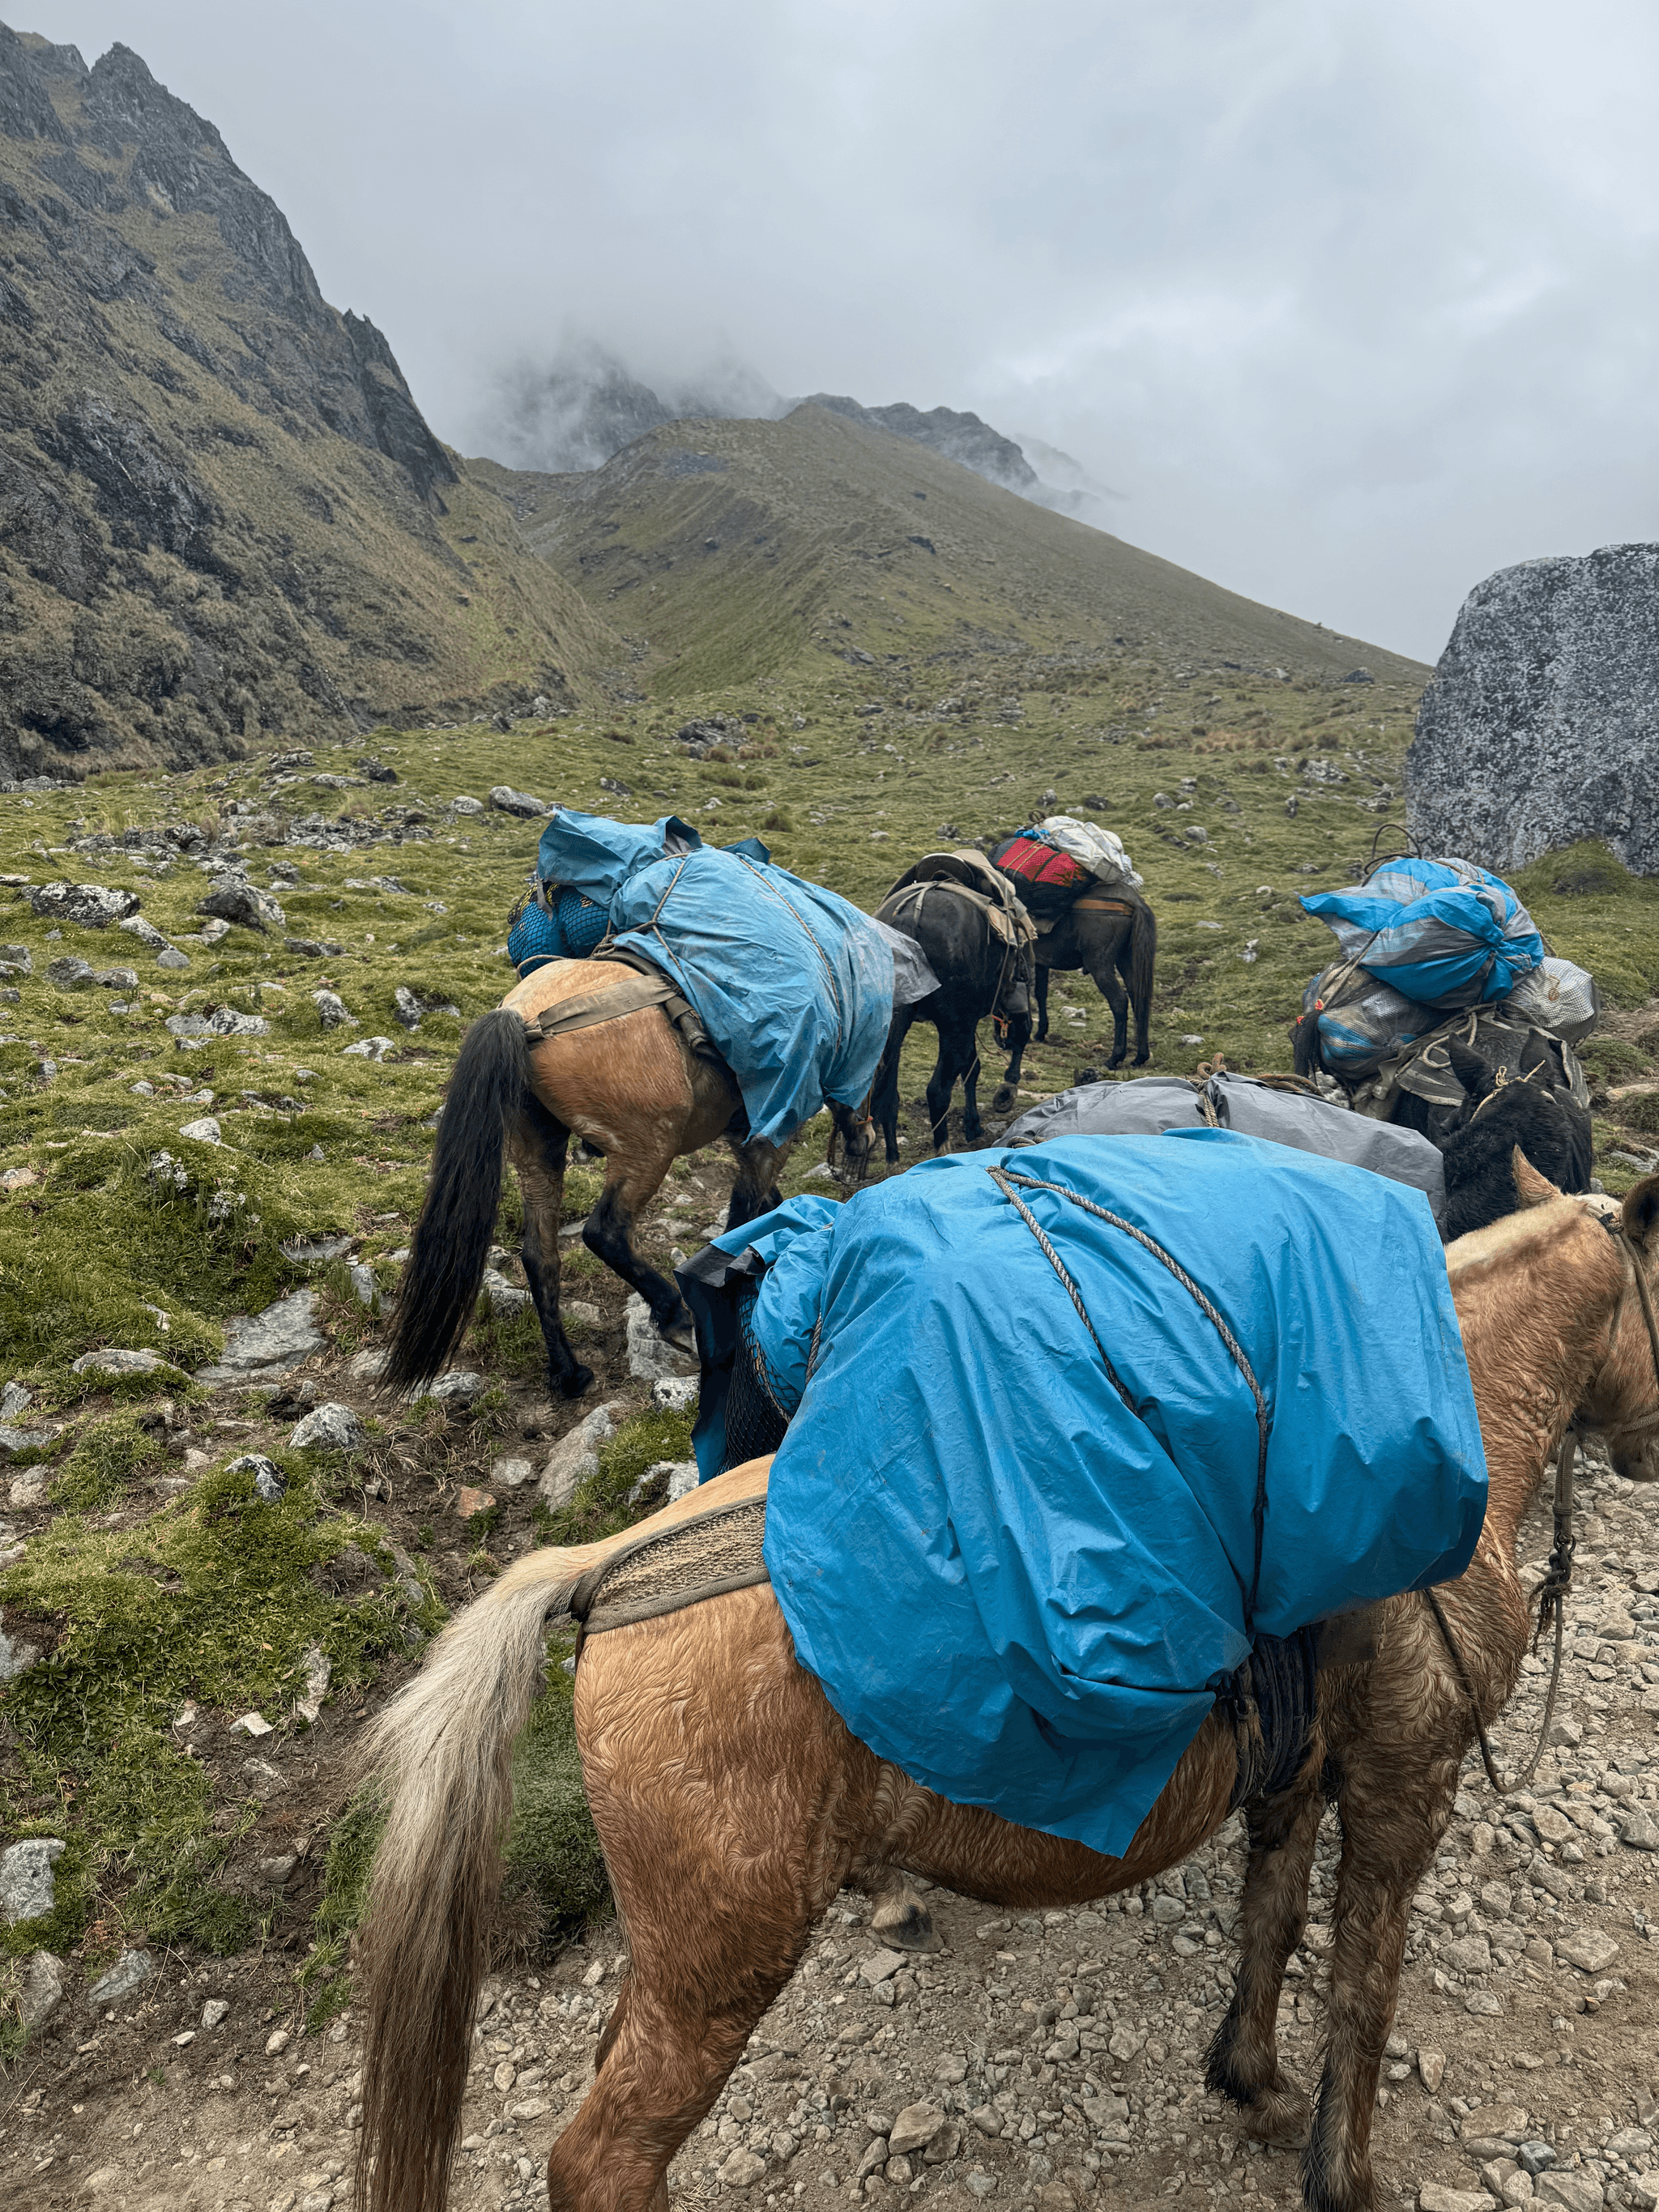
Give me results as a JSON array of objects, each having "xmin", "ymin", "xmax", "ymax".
[
  {"xmin": 383, "ymin": 958, "xmax": 873, "ymax": 1403},
  {"xmin": 357, "ymin": 1166, "xmax": 1659, "ymax": 2212},
  {"xmin": 1021, "ymin": 889, "xmax": 1158, "ymax": 1068}
]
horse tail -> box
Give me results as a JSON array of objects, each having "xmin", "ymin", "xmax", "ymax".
[
  {"xmin": 356, "ymin": 1547, "xmax": 586, "ymax": 2212},
  {"xmin": 385, "ymin": 1007, "xmax": 528, "ymax": 1392},
  {"xmin": 1127, "ymin": 898, "xmax": 1158, "ymax": 1033}
]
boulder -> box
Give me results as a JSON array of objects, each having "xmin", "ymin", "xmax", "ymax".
[
  {"xmin": 450, "ymin": 795, "xmax": 484, "ymax": 816},
  {"xmin": 117, "ymin": 913, "xmax": 170, "ymax": 949},
  {"xmin": 313, "ymin": 989, "xmax": 355, "ymax": 1029},
  {"xmin": 198, "ymin": 879, "xmax": 286, "ymax": 932},
  {"xmin": 1408, "ymin": 544, "xmax": 1659, "ymax": 876},
  {"xmin": 340, "ymin": 1035, "xmax": 394, "ymax": 1060},
  {"xmin": 26, "ymin": 881, "xmax": 140, "ymax": 927},
  {"xmin": 45, "ymin": 955, "xmax": 93, "ymax": 988}
]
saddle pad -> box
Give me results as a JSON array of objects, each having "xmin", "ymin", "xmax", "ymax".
[{"xmin": 570, "ymin": 1494, "xmax": 769, "ymax": 1635}]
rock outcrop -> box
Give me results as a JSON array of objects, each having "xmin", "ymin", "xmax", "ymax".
[
  {"xmin": 1407, "ymin": 544, "xmax": 1659, "ymax": 877},
  {"xmin": 0, "ymin": 23, "xmax": 614, "ymax": 777}
]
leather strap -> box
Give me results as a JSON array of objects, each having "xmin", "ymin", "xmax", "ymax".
[
  {"xmin": 522, "ymin": 969, "xmax": 680, "ymax": 1042},
  {"xmin": 1073, "ymin": 897, "xmax": 1134, "ymax": 916}
]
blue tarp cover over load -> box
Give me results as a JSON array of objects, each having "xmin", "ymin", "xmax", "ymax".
[
  {"xmin": 1301, "ymin": 855, "xmax": 1543, "ymax": 1009},
  {"xmin": 719, "ymin": 1132, "xmax": 1486, "ymax": 1858},
  {"xmin": 535, "ymin": 809, "xmax": 894, "ymax": 1145}
]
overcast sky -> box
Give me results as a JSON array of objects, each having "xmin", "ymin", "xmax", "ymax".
[{"xmin": 20, "ymin": 0, "xmax": 1659, "ymax": 662}]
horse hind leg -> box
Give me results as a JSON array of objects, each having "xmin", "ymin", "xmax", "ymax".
[
  {"xmin": 1205, "ymin": 1773, "xmax": 1325, "ymax": 2145},
  {"xmin": 1089, "ymin": 949, "xmax": 1131, "ymax": 1068},
  {"xmin": 585, "ymin": 1144, "xmax": 693, "ymax": 1348},
  {"xmin": 510, "ymin": 1097, "xmax": 593, "ymax": 1401}
]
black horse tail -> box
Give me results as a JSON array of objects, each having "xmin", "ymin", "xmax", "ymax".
[
  {"xmin": 1128, "ymin": 898, "xmax": 1158, "ymax": 1031},
  {"xmin": 385, "ymin": 1008, "xmax": 530, "ymax": 1392}
]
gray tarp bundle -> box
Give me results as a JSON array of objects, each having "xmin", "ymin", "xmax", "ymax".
[{"xmin": 1004, "ymin": 1071, "xmax": 1446, "ymax": 1230}]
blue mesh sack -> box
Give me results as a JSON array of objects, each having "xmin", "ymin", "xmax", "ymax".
[{"xmin": 505, "ymin": 884, "xmax": 609, "ymax": 974}]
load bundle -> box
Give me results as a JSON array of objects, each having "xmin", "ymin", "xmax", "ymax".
[
  {"xmin": 1292, "ymin": 854, "xmax": 1598, "ymax": 1123},
  {"xmin": 527, "ymin": 809, "xmax": 895, "ymax": 1145},
  {"xmin": 992, "ymin": 816, "xmax": 1142, "ymax": 916},
  {"xmin": 679, "ymin": 1133, "xmax": 1484, "ymax": 1857}
]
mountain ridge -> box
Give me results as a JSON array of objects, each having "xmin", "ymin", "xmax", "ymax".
[{"xmin": 0, "ymin": 21, "xmax": 618, "ymax": 780}]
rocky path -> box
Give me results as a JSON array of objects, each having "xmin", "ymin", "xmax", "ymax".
[{"xmin": 9, "ymin": 1440, "xmax": 1659, "ymax": 2212}]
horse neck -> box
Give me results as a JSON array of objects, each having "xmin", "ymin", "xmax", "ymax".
[{"xmin": 1449, "ymin": 1200, "xmax": 1624, "ymax": 1555}]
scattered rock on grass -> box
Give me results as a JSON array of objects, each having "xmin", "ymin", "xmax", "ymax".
[
  {"xmin": 625, "ymin": 1294, "xmax": 697, "ymax": 1382},
  {"xmin": 0, "ymin": 1837, "xmax": 65, "ymax": 1922},
  {"xmin": 196, "ymin": 1289, "xmax": 323, "ymax": 1384},
  {"xmin": 288, "ymin": 1401, "xmax": 365, "ymax": 1454},
  {"xmin": 45, "ymin": 954, "xmax": 93, "ymax": 988},
  {"xmin": 0, "ymin": 1626, "xmax": 42, "ymax": 1679},
  {"xmin": 26, "ymin": 881, "xmax": 139, "ymax": 927},
  {"xmin": 456, "ymin": 1485, "xmax": 493, "ymax": 1519},
  {"xmin": 17, "ymin": 1949, "xmax": 65, "ymax": 2033},
  {"xmin": 70, "ymin": 1346, "xmax": 164, "ymax": 1376},
  {"xmin": 488, "ymin": 785, "xmax": 546, "ymax": 816},
  {"xmin": 178, "ymin": 1115, "xmax": 224, "ymax": 1144},
  {"xmin": 540, "ymin": 1401, "xmax": 622, "ymax": 1507},
  {"xmin": 224, "ymin": 1452, "xmax": 285, "ymax": 1499},
  {"xmin": 491, "ymin": 1457, "xmax": 533, "ymax": 1488},
  {"xmin": 450, "ymin": 795, "xmax": 484, "ymax": 816},
  {"xmin": 340, "ymin": 1035, "xmax": 395, "ymax": 1060},
  {"xmin": 313, "ymin": 989, "xmax": 355, "ymax": 1029},
  {"xmin": 650, "ymin": 1375, "xmax": 698, "ymax": 1414},
  {"xmin": 482, "ymin": 1267, "xmax": 531, "ymax": 1314},
  {"xmin": 85, "ymin": 1946, "xmax": 154, "ymax": 2008},
  {"xmin": 279, "ymin": 1234, "xmax": 352, "ymax": 1266},
  {"xmin": 198, "ymin": 880, "xmax": 285, "ymax": 932}
]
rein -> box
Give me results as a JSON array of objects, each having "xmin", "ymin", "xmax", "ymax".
[{"xmin": 1427, "ymin": 1212, "xmax": 1659, "ymax": 1796}]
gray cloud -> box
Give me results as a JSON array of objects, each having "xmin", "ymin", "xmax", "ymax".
[{"xmin": 23, "ymin": 0, "xmax": 1659, "ymax": 659}]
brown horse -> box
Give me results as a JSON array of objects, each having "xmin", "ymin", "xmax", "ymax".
[
  {"xmin": 357, "ymin": 1164, "xmax": 1659, "ymax": 2212},
  {"xmin": 1022, "ymin": 890, "xmax": 1158, "ymax": 1068},
  {"xmin": 384, "ymin": 959, "xmax": 874, "ymax": 1402}
]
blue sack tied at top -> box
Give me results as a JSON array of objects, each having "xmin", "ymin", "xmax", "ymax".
[
  {"xmin": 721, "ymin": 1131, "xmax": 1486, "ymax": 1859},
  {"xmin": 1300, "ymin": 855, "xmax": 1543, "ymax": 1010},
  {"xmin": 534, "ymin": 808, "xmax": 894, "ymax": 1145}
]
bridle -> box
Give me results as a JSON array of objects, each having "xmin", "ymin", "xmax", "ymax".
[{"xmin": 1427, "ymin": 1207, "xmax": 1659, "ymax": 1796}]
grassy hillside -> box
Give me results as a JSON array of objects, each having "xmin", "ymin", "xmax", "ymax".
[
  {"xmin": 466, "ymin": 405, "xmax": 1426, "ymax": 697},
  {"xmin": 2, "ymin": 619, "xmax": 1657, "ymax": 2036},
  {"xmin": 0, "ymin": 28, "xmax": 621, "ymax": 781}
]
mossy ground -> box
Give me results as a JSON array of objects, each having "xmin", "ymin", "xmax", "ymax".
[{"xmin": 2, "ymin": 617, "xmax": 1655, "ymax": 2037}]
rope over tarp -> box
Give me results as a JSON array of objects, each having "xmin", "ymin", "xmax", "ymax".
[{"xmin": 726, "ymin": 1130, "xmax": 1486, "ymax": 1858}]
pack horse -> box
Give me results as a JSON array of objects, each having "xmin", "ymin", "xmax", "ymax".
[
  {"xmin": 357, "ymin": 1129, "xmax": 1659, "ymax": 2212},
  {"xmin": 385, "ymin": 812, "xmax": 895, "ymax": 1400}
]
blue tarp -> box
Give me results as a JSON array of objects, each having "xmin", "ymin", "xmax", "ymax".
[
  {"xmin": 535, "ymin": 809, "xmax": 895, "ymax": 1145},
  {"xmin": 710, "ymin": 1132, "xmax": 1486, "ymax": 1858},
  {"xmin": 1301, "ymin": 856, "xmax": 1542, "ymax": 1010}
]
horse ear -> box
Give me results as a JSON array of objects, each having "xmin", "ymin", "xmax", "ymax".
[
  {"xmin": 1447, "ymin": 1039, "xmax": 1494, "ymax": 1098},
  {"xmin": 1512, "ymin": 1148, "xmax": 1560, "ymax": 1208},
  {"xmin": 1623, "ymin": 1173, "xmax": 1659, "ymax": 1251}
]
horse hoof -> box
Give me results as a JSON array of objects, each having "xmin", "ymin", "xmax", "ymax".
[
  {"xmin": 871, "ymin": 1900, "xmax": 945, "ymax": 1954},
  {"xmin": 991, "ymin": 1085, "xmax": 1016, "ymax": 1114},
  {"xmin": 1133, "ymin": 1051, "xmax": 1151, "ymax": 1067},
  {"xmin": 557, "ymin": 1364, "xmax": 595, "ymax": 1400},
  {"xmin": 658, "ymin": 1314, "xmax": 697, "ymax": 1357},
  {"xmin": 1239, "ymin": 2082, "xmax": 1311, "ymax": 2147}
]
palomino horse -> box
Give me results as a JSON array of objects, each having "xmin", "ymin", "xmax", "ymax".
[
  {"xmin": 384, "ymin": 960, "xmax": 875, "ymax": 1402},
  {"xmin": 358, "ymin": 1164, "xmax": 1659, "ymax": 2212},
  {"xmin": 870, "ymin": 878, "xmax": 1034, "ymax": 1162}
]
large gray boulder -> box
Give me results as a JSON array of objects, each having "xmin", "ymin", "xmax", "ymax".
[{"xmin": 1408, "ymin": 544, "xmax": 1659, "ymax": 876}]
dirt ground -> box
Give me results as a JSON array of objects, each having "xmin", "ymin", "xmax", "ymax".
[{"xmin": 8, "ymin": 1430, "xmax": 1659, "ymax": 2212}]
